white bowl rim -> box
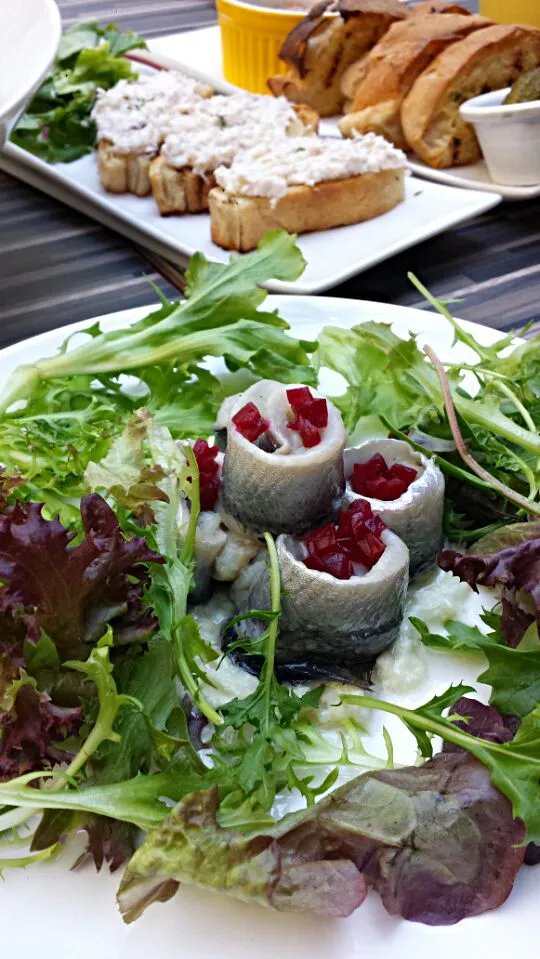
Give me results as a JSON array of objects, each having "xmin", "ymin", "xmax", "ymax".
[
  {"xmin": 460, "ymin": 87, "xmax": 540, "ymax": 121},
  {"xmin": 2, "ymin": 0, "xmax": 62, "ymax": 120}
]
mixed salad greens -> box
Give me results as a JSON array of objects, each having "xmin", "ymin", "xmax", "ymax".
[
  {"xmin": 11, "ymin": 22, "xmax": 145, "ymax": 162},
  {"xmin": 1, "ymin": 231, "xmax": 540, "ymax": 927}
]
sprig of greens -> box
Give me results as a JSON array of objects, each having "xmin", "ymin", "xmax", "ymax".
[
  {"xmin": 413, "ymin": 613, "xmax": 540, "ymax": 718},
  {"xmin": 11, "ymin": 22, "xmax": 145, "ymax": 163}
]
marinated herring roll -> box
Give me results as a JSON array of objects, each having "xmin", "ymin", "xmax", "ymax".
[
  {"xmin": 343, "ymin": 438, "xmax": 445, "ymax": 573},
  {"xmin": 216, "ymin": 380, "xmax": 347, "ymax": 536},
  {"xmin": 237, "ymin": 504, "xmax": 409, "ymax": 664}
]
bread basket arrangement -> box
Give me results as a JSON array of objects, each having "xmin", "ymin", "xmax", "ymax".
[{"xmin": 267, "ymin": 0, "xmax": 540, "ymax": 179}]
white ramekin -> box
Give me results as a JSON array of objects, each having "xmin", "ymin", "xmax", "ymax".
[{"xmin": 460, "ymin": 87, "xmax": 540, "ymax": 186}]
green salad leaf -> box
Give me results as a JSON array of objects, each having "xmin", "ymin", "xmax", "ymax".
[
  {"xmin": 343, "ymin": 685, "xmax": 540, "ymax": 842},
  {"xmin": 11, "ymin": 22, "xmax": 145, "ymax": 163},
  {"xmin": 413, "ymin": 614, "xmax": 540, "ymax": 718},
  {"xmin": 317, "ymin": 309, "xmax": 540, "ymax": 539}
]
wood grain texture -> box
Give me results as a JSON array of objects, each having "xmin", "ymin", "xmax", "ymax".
[{"xmin": 0, "ymin": 0, "xmax": 538, "ymax": 346}]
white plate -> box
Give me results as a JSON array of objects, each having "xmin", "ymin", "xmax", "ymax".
[
  {"xmin": 149, "ymin": 27, "xmax": 540, "ymax": 201},
  {"xmin": 2, "ymin": 295, "xmax": 539, "ymax": 958},
  {"xmin": 408, "ymin": 157, "xmax": 540, "ymax": 201},
  {"xmin": 0, "ymin": 0, "xmax": 60, "ymax": 149},
  {"xmin": 0, "ymin": 40, "xmax": 500, "ymax": 295}
]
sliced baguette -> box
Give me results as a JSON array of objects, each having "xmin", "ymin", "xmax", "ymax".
[
  {"xmin": 401, "ymin": 23, "xmax": 540, "ymax": 168},
  {"xmin": 149, "ymin": 155, "xmax": 215, "ymax": 215},
  {"xmin": 410, "ymin": 2, "xmax": 472, "ymax": 15},
  {"xmin": 208, "ymin": 168, "xmax": 405, "ymax": 252},
  {"xmin": 97, "ymin": 140, "xmax": 153, "ymax": 196},
  {"xmin": 339, "ymin": 14, "xmax": 492, "ymax": 148},
  {"xmin": 268, "ymin": 0, "xmax": 406, "ymax": 117}
]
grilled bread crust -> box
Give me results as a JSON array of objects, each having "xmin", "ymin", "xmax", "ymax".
[
  {"xmin": 148, "ymin": 104, "xmax": 319, "ymax": 215},
  {"xmin": 401, "ymin": 23, "xmax": 540, "ymax": 168},
  {"xmin": 268, "ymin": 0, "xmax": 406, "ymax": 117},
  {"xmin": 338, "ymin": 13, "xmax": 492, "ymax": 148},
  {"xmin": 149, "ymin": 155, "xmax": 215, "ymax": 215},
  {"xmin": 208, "ymin": 168, "xmax": 405, "ymax": 252},
  {"xmin": 97, "ymin": 141, "xmax": 153, "ymax": 196}
]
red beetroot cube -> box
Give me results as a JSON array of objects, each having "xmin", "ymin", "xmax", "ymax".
[
  {"xmin": 365, "ymin": 514, "xmax": 386, "ymax": 537},
  {"xmin": 286, "ymin": 387, "xmax": 313, "ymax": 413},
  {"xmin": 304, "ymin": 552, "xmax": 327, "ymax": 573},
  {"xmin": 232, "ymin": 402, "xmax": 270, "ymax": 443},
  {"xmin": 289, "ymin": 415, "xmax": 321, "ymax": 448},
  {"xmin": 200, "ymin": 475, "xmax": 220, "ymax": 511},
  {"xmin": 322, "ymin": 551, "xmax": 353, "ymax": 580},
  {"xmin": 306, "ymin": 524, "xmax": 339, "ymax": 556},
  {"xmin": 363, "ymin": 475, "xmax": 407, "ymax": 501},
  {"xmin": 307, "ymin": 398, "xmax": 328, "ymax": 428},
  {"xmin": 352, "ymin": 532, "xmax": 386, "ymax": 569},
  {"xmin": 390, "ymin": 462, "xmax": 417, "ymax": 487},
  {"xmin": 351, "ymin": 454, "xmax": 387, "ymax": 490}
]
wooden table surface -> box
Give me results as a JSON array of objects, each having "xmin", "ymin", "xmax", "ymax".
[{"xmin": 1, "ymin": 0, "xmax": 539, "ymax": 348}]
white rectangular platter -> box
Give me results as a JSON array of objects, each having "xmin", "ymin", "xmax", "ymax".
[{"xmin": 0, "ymin": 29, "xmax": 501, "ymax": 294}]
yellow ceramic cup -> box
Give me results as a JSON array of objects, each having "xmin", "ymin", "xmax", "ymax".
[
  {"xmin": 479, "ymin": 0, "xmax": 540, "ymax": 28},
  {"xmin": 217, "ymin": 0, "xmax": 312, "ymax": 95}
]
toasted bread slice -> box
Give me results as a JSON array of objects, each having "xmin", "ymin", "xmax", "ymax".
[
  {"xmin": 97, "ymin": 140, "xmax": 153, "ymax": 196},
  {"xmin": 208, "ymin": 168, "xmax": 405, "ymax": 252},
  {"xmin": 149, "ymin": 103, "xmax": 319, "ymax": 216},
  {"xmin": 410, "ymin": 2, "xmax": 472, "ymax": 15},
  {"xmin": 339, "ymin": 13, "xmax": 491, "ymax": 148},
  {"xmin": 268, "ymin": 0, "xmax": 406, "ymax": 117},
  {"xmin": 149, "ymin": 155, "xmax": 215, "ymax": 215},
  {"xmin": 401, "ymin": 23, "xmax": 540, "ymax": 168}
]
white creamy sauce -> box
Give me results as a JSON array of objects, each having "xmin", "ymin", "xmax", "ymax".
[
  {"xmin": 214, "ymin": 132, "xmax": 407, "ymax": 203},
  {"xmin": 91, "ymin": 71, "xmax": 212, "ymax": 154},
  {"xmin": 160, "ymin": 92, "xmax": 301, "ymax": 174},
  {"xmin": 190, "ymin": 565, "xmax": 493, "ymax": 814}
]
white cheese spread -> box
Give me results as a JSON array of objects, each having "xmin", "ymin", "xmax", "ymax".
[
  {"xmin": 91, "ymin": 71, "xmax": 212, "ymax": 155},
  {"xmin": 159, "ymin": 92, "xmax": 303, "ymax": 173},
  {"xmin": 215, "ymin": 133, "xmax": 407, "ymax": 202}
]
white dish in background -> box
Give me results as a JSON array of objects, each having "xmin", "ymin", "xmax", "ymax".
[
  {"xmin": 460, "ymin": 87, "xmax": 540, "ymax": 188},
  {"xmin": 0, "ymin": 0, "xmax": 61, "ymax": 149},
  {"xmin": 0, "ymin": 54, "xmax": 501, "ymax": 295},
  {"xmin": 148, "ymin": 26, "xmax": 540, "ymax": 200},
  {"xmin": 0, "ymin": 142, "xmax": 500, "ymax": 294},
  {"xmin": 1, "ymin": 294, "xmax": 539, "ymax": 959}
]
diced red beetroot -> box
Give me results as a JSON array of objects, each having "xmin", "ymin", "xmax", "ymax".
[
  {"xmin": 390, "ymin": 462, "xmax": 418, "ymax": 486},
  {"xmin": 307, "ymin": 398, "xmax": 329, "ymax": 429},
  {"xmin": 351, "ymin": 532, "xmax": 386, "ymax": 569},
  {"xmin": 192, "ymin": 438, "xmax": 221, "ymax": 512},
  {"xmin": 353, "ymin": 455, "xmax": 386, "ymax": 484},
  {"xmin": 286, "ymin": 387, "xmax": 328, "ymax": 448},
  {"xmin": 306, "ymin": 524, "xmax": 339, "ymax": 556},
  {"xmin": 323, "ymin": 551, "xmax": 353, "ymax": 580},
  {"xmin": 287, "ymin": 387, "xmax": 313, "ymax": 413},
  {"xmin": 232, "ymin": 402, "xmax": 270, "ymax": 443},
  {"xmin": 303, "ymin": 501, "xmax": 386, "ymax": 579},
  {"xmin": 193, "ymin": 438, "xmax": 218, "ymax": 469},
  {"xmin": 351, "ymin": 453, "xmax": 417, "ymax": 501},
  {"xmin": 304, "ymin": 552, "xmax": 328, "ymax": 573},
  {"xmin": 199, "ymin": 475, "xmax": 220, "ymax": 511},
  {"xmin": 363, "ymin": 475, "xmax": 407, "ymax": 501},
  {"xmin": 365, "ymin": 514, "xmax": 386, "ymax": 537},
  {"xmin": 289, "ymin": 415, "xmax": 321, "ymax": 448}
]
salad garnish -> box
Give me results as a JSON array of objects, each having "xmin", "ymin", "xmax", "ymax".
[
  {"xmin": 0, "ymin": 231, "xmax": 539, "ymax": 929},
  {"xmin": 11, "ymin": 22, "xmax": 146, "ymax": 163}
]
